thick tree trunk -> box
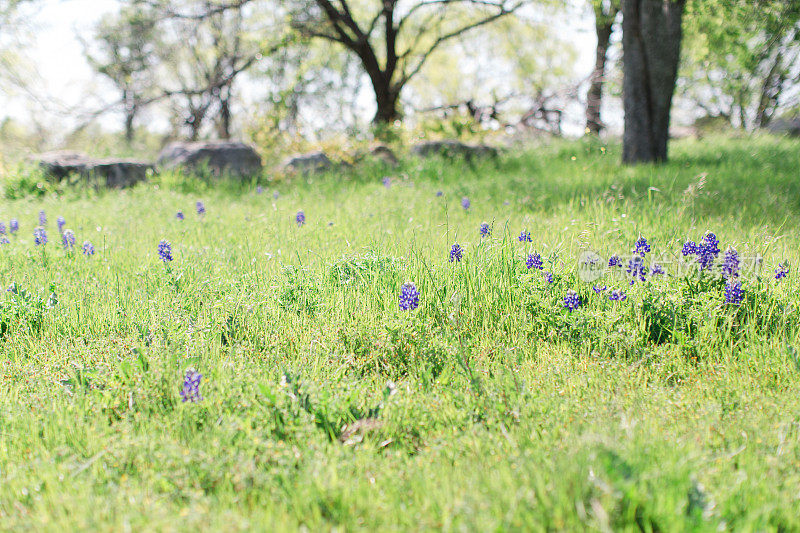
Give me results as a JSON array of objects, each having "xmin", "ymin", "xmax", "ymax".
[
  {"xmin": 586, "ymin": 21, "xmax": 614, "ymax": 135},
  {"xmin": 621, "ymin": 0, "xmax": 686, "ymax": 164},
  {"xmin": 371, "ymin": 81, "xmax": 401, "ymax": 125}
]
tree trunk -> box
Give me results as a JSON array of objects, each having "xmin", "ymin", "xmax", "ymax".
[
  {"xmin": 371, "ymin": 79, "xmax": 401, "ymax": 125},
  {"xmin": 621, "ymin": 0, "xmax": 686, "ymax": 164},
  {"xmin": 586, "ymin": 20, "xmax": 614, "ymax": 135}
]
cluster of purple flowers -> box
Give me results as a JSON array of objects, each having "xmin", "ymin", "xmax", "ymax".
[
  {"xmin": 82, "ymin": 241, "xmax": 95, "ymax": 256},
  {"xmin": 563, "ymin": 290, "xmax": 580, "ymax": 311},
  {"xmin": 592, "ymin": 285, "xmax": 607, "ymax": 294},
  {"xmin": 626, "ymin": 256, "xmax": 647, "ymax": 285},
  {"xmin": 526, "ymin": 252, "xmax": 543, "ymax": 270},
  {"xmin": 609, "ymin": 289, "xmax": 627, "ymax": 301},
  {"xmin": 633, "ymin": 237, "xmax": 651, "ymax": 257},
  {"xmin": 449, "ymin": 243, "xmax": 463, "ymax": 262},
  {"xmin": 399, "ymin": 282, "xmax": 420, "ymax": 311},
  {"xmin": 725, "ymin": 281, "xmax": 744, "ymax": 305},
  {"xmin": 33, "ymin": 227, "xmax": 47, "ymax": 246},
  {"xmin": 9, "ymin": 219, "xmax": 18, "ymax": 234},
  {"xmin": 296, "ymin": 211, "xmax": 306, "ymax": 226},
  {"xmin": 722, "ymin": 247, "xmax": 740, "ymax": 280},
  {"xmin": 382, "ymin": 176, "xmax": 392, "ymax": 188},
  {"xmin": 180, "ymin": 369, "xmax": 203, "ymax": 403},
  {"xmin": 518, "ymin": 230, "xmax": 532, "ymax": 243},
  {"xmin": 776, "ymin": 263, "xmax": 789, "ymax": 280},
  {"xmin": 61, "ymin": 230, "xmax": 76, "ymax": 250},
  {"xmin": 158, "ymin": 240, "xmax": 173, "ymax": 262},
  {"xmin": 479, "ymin": 222, "xmax": 491, "ymax": 237},
  {"xmin": 57, "ymin": 216, "xmax": 66, "ymax": 233},
  {"xmin": 543, "ymin": 271, "xmax": 554, "ymax": 284},
  {"xmin": 461, "ymin": 197, "xmax": 470, "ymax": 210},
  {"xmin": 608, "ymin": 254, "xmax": 621, "ymax": 268},
  {"xmin": 683, "ymin": 232, "xmax": 720, "ymax": 271},
  {"xmin": 196, "ymin": 201, "xmax": 206, "ymax": 216},
  {"xmin": 176, "ymin": 211, "xmax": 185, "ymax": 220},
  {"xmin": 39, "ymin": 210, "xmax": 46, "ymax": 226}
]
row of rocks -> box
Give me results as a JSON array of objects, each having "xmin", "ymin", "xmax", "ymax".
[{"xmin": 31, "ymin": 139, "xmax": 499, "ymax": 188}]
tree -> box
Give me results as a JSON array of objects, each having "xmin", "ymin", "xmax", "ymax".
[
  {"xmin": 84, "ymin": 8, "xmax": 160, "ymax": 143},
  {"xmin": 621, "ymin": 0, "xmax": 686, "ymax": 164},
  {"xmin": 290, "ymin": 0, "xmax": 524, "ymax": 125},
  {"xmin": 681, "ymin": 0, "xmax": 800, "ymax": 131},
  {"xmin": 585, "ymin": 0, "xmax": 619, "ymax": 135}
]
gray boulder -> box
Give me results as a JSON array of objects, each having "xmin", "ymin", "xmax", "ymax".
[
  {"xmin": 369, "ymin": 145, "xmax": 399, "ymax": 167},
  {"xmin": 412, "ymin": 140, "xmax": 498, "ymax": 160},
  {"xmin": 32, "ymin": 152, "xmax": 152, "ymax": 188},
  {"xmin": 766, "ymin": 117, "xmax": 800, "ymax": 137},
  {"xmin": 280, "ymin": 151, "xmax": 333, "ymax": 175},
  {"xmin": 157, "ymin": 141, "xmax": 262, "ymax": 177}
]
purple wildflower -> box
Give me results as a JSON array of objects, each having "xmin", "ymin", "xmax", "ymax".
[
  {"xmin": 461, "ymin": 197, "xmax": 470, "ymax": 210},
  {"xmin": 296, "ymin": 211, "xmax": 306, "ymax": 226},
  {"xmin": 0, "ymin": 222, "xmax": 5, "ymax": 235},
  {"xmin": 180, "ymin": 369, "xmax": 203, "ymax": 403},
  {"xmin": 592, "ymin": 285, "xmax": 607, "ymax": 294},
  {"xmin": 33, "ymin": 227, "xmax": 47, "ymax": 246},
  {"xmin": 682, "ymin": 241, "xmax": 697, "ymax": 256},
  {"xmin": 518, "ymin": 230, "xmax": 532, "ymax": 243},
  {"xmin": 526, "ymin": 252, "xmax": 543, "ymax": 270},
  {"xmin": 176, "ymin": 211, "xmax": 185, "ymax": 220},
  {"xmin": 61, "ymin": 229, "xmax": 76, "ymax": 250},
  {"xmin": 39, "ymin": 210, "xmax": 46, "ymax": 226},
  {"xmin": 563, "ymin": 290, "xmax": 580, "ymax": 312},
  {"xmin": 399, "ymin": 282, "xmax": 420, "ymax": 311},
  {"xmin": 608, "ymin": 289, "xmax": 627, "ymax": 301},
  {"xmin": 382, "ymin": 176, "xmax": 392, "ymax": 188},
  {"xmin": 633, "ymin": 237, "xmax": 651, "ymax": 257},
  {"xmin": 725, "ymin": 280, "xmax": 744, "ymax": 305},
  {"xmin": 697, "ymin": 233, "xmax": 720, "ymax": 271},
  {"xmin": 82, "ymin": 241, "xmax": 95, "ymax": 256},
  {"xmin": 449, "ymin": 243, "xmax": 463, "ymax": 262},
  {"xmin": 542, "ymin": 271, "xmax": 554, "ymax": 283},
  {"xmin": 479, "ymin": 222, "xmax": 491, "ymax": 237},
  {"xmin": 158, "ymin": 240, "xmax": 173, "ymax": 262},
  {"xmin": 626, "ymin": 256, "xmax": 647, "ymax": 285},
  {"xmin": 722, "ymin": 247, "xmax": 740, "ymax": 280},
  {"xmin": 9, "ymin": 219, "xmax": 18, "ymax": 234},
  {"xmin": 776, "ymin": 263, "xmax": 789, "ymax": 280},
  {"xmin": 651, "ymin": 263, "xmax": 665, "ymax": 275},
  {"xmin": 608, "ymin": 254, "xmax": 621, "ymax": 268},
  {"xmin": 436, "ymin": 190, "xmax": 443, "ymax": 197},
  {"xmin": 57, "ymin": 216, "xmax": 66, "ymax": 233},
  {"xmin": 256, "ymin": 185, "xmax": 264, "ymax": 194},
  {"xmin": 273, "ymin": 191, "xmax": 279, "ymax": 200},
  {"xmin": 0, "ymin": 237, "xmax": 8, "ymax": 245},
  {"xmin": 196, "ymin": 201, "xmax": 205, "ymax": 216}
]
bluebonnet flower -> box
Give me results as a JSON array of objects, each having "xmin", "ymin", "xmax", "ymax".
[
  {"xmin": 633, "ymin": 236, "xmax": 650, "ymax": 257},
  {"xmin": 651, "ymin": 263, "xmax": 665, "ymax": 275},
  {"xmin": 436, "ymin": 190, "xmax": 443, "ymax": 197},
  {"xmin": 256, "ymin": 185, "xmax": 264, "ymax": 194},
  {"xmin": 0, "ymin": 237, "xmax": 8, "ymax": 245},
  {"xmin": 626, "ymin": 256, "xmax": 647, "ymax": 284},
  {"xmin": 39, "ymin": 210, "xmax": 46, "ymax": 226},
  {"xmin": 461, "ymin": 197, "xmax": 470, "ymax": 210},
  {"xmin": 526, "ymin": 252, "xmax": 543, "ymax": 270},
  {"xmin": 725, "ymin": 280, "xmax": 744, "ymax": 305},
  {"xmin": 399, "ymin": 282, "xmax": 420, "ymax": 311},
  {"xmin": 563, "ymin": 290, "xmax": 580, "ymax": 311},
  {"xmin": 158, "ymin": 240, "xmax": 173, "ymax": 262},
  {"xmin": 608, "ymin": 254, "xmax": 621, "ymax": 268},
  {"xmin": 479, "ymin": 222, "xmax": 491, "ymax": 237},
  {"xmin": 82, "ymin": 241, "xmax": 95, "ymax": 256},
  {"xmin": 722, "ymin": 247, "xmax": 740, "ymax": 280},
  {"xmin": 776, "ymin": 262, "xmax": 789, "ymax": 280},
  {"xmin": 382, "ymin": 176, "xmax": 392, "ymax": 188},
  {"xmin": 176, "ymin": 211, "xmax": 185, "ymax": 220},
  {"xmin": 180, "ymin": 369, "xmax": 203, "ymax": 403},
  {"xmin": 682, "ymin": 241, "xmax": 697, "ymax": 256},
  {"xmin": 0, "ymin": 222, "xmax": 5, "ymax": 234},
  {"xmin": 609, "ymin": 289, "xmax": 627, "ymax": 301},
  {"xmin": 61, "ymin": 229, "xmax": 76, "ymax": 249},
  {"xmin": 296, "ymin": 211, "xmax": 306, "ymax": 226},
  {"xmin": 543, "ymin": 271, "xmax": 554, "ymax": 283},
  {"xmin": 697, "ymin": 233, "xmax": 720, "ymax": 271},
  {"xmin": 196, "ymin": 201, "xmax": 206, "ymax": 216},
  {"xmin": 57, "ymin": 216, "xmax": 66, "ymax": 233},
  {"xmin": 518, "ymin": 230, "xmax": 532, "ymax": 242},
  {"xmin": 33, "ymin": 227, "xmax": 47, "ymax": 246},
  {"xmin": 449, "ymin": 243, "xmax": 463, "ymax": 262},
  {"xmin": 9, "ymin": 219, "xmax": 18, "ymax": 234},
  {"xmin": 592, "ymin": 285, "xmax": 607, "ymax": 294}
]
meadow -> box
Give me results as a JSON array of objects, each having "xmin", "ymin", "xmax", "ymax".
[{"xmin": 1, "ymin": 136, "xmax": 800, "ymax": 531}]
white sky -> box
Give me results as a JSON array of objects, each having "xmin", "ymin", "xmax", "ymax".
[{"xmin": 4, "ymin": 0, "xmax": 613, "ymax": 138}]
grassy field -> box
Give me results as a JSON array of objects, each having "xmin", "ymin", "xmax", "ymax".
[{"xmin": 1, "ymin": 136, "xmax": 800, "ymax": 531}]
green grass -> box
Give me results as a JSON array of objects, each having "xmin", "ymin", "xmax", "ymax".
[{"xmin": 1, "ymin": 135, "xmax": 800, "ymax": 530}]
